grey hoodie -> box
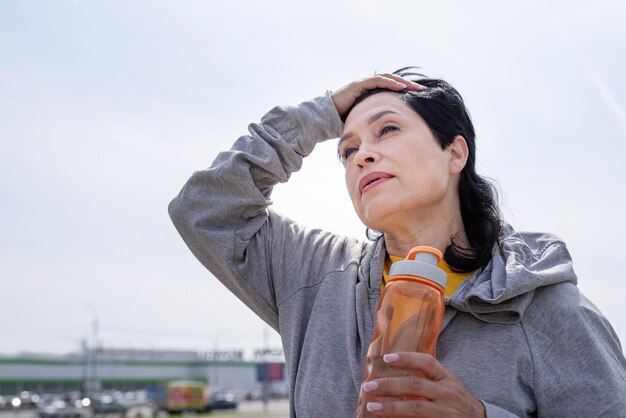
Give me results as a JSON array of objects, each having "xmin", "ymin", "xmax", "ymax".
[{"xmin": 169, "ymin": 93, "xmax": 626, "ymax": 417}]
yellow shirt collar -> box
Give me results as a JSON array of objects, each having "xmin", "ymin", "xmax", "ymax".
[{"xmin": 383, "ymin": 254, "xmax": 473, "ymax": 298}]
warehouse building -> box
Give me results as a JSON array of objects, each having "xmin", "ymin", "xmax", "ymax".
[{"xmin": 0, "ymin": 347, "xmax": 287, "ymax": 398}]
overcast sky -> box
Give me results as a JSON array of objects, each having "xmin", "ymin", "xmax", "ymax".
[{"xmin": 1, "ymin": 0, "xmax": 625, "ymax": 358}]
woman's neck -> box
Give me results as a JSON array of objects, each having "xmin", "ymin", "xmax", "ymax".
[{"xmin": 383, "ymin": 212, "xmax": 467, "ymax": 258}]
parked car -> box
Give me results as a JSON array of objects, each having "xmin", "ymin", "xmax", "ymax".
[
  {"xmin": 19, "ymin": 391, "xmax": 41, "ymax": 408},
  {"xmin": 8, "ymin": 395, "xmax": 23, "ymax": 408},
  {"xmin": 207, "ymin": 391, "xmax": 238, "ymax": 410},
  {"xmin": 245, "ymin": 389, "xmax": 262, "ymax": 401},
  {"xmin": 37, "ymin": 395, "xmax": 87, "ymax": 418},
  {"xmin": 91, "ymin": 393, "xmax": 128, "ymax": 415}
]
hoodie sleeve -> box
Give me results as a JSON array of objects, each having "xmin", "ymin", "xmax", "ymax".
[
  {"xmin": 168, "ymin": 93, "xmax": 344, "ymax": 330},
  {"xmin": 522, "ymin": 282, "xmax": 626, "ymax": 417}
]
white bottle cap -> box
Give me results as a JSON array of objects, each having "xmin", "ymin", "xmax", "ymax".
[{"xmin": 388, "ymin": 246, "xmax": 447, "ymax": 289}]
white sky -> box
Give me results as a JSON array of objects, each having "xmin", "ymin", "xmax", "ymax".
[{"xmin": 1, "ymin": 0, "xmax": 625, "ymax": 358}]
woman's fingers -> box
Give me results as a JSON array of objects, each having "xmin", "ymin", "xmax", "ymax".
[
  {"xmin": 382, "ymin": 352, "xmax": 448, "ymax": 381},
  {"xmin": 355, "ymin": 74, "xmax": 422, "ymax": 92},
  {"xmin": 376, "ymin": 73, "xmax": 424, "ymax": 91},
  {"xmin": 361, "ymin": 353, "xmax": 486, "ymax": 417},
  {"xmin": 362, "ymin": 373, "xmax": 439, "ymax": 399},
  {"xmin": 331, "ymin": 74, "xmax": 425, "ymax": 118},
  {"xmin": 361, "ymin": 352, "xmax": 445, "ymax": 400},
  {"xmin": 365, "ymin": 394, "xmax": 485, "ymax": 418},
  {"xmin": 365, "ymin": 398, "xmax": 439, "ymax": 417}
]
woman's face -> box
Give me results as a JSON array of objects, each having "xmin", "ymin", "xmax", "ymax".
[{"xmin": 340, "ymin": 93, "xmax": 464, "ymax": 233}]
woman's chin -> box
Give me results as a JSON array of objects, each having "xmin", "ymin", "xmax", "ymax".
[{"xmin": 358, "ymin": 206, "xmax": 395, "ymax": 233}]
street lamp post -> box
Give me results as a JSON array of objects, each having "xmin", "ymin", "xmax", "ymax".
[{"xmin": 85, "ymin": 304, "xmax": 99, "ymax": 399}]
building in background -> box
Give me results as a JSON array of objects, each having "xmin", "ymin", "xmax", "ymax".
[{"xmin": 0, "ymin": 347, "xmax": 287, "ymax": 399}]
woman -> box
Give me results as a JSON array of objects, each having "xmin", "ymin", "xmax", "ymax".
[{"xmin": 169, "ymin": 69, "xmax": 626, "ymax": 417}]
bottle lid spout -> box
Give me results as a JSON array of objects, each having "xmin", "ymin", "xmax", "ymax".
[{"xmin": 407, "ymin": 246, "xmax": 442, "ymax": 264}]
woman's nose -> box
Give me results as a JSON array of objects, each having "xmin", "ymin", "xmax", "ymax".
[{"xmin": 355, "ymin": 147, "xmax": 378, "ymax": 167}]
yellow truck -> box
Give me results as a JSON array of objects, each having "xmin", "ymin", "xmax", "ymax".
[{"xmin": 150, "ymin": 380, "xmax": 209, "ymax": 413}]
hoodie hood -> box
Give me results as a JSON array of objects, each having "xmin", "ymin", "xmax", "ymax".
[{"xmin": 448, "ymin": 223, "xmax": 578, "ymax": 324}]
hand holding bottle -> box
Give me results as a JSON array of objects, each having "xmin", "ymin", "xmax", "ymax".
[
  {"xmin": 356, "ymin": 247, "xmax": 485, "ymax": 417},
  {"xmin": 359, "ymin": 351, "xmax": 486, "ymax": 417}
]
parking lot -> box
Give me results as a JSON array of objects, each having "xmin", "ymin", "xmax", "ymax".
[{"xmin": 0, "ymin": 399, "xmax": 289, "ymax": 418}]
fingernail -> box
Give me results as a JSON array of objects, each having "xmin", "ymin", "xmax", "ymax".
[
  {"xmin": 367, "ymin": 402, "xmax": 383, "ymax": 412},
  {"xmin": 383, "ymin": 353, "xmax": 399, "ymax": 362},
  {"xmin": 363, "ymin": 381, "xmax": 378, "ymax": 392}
]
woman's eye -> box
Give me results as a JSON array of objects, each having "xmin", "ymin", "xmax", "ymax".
[
  {"xmin": 379, "ymin": 124, "xmax": 399, "ymax": 136},
  {"xmin": 341, "ymin": 146, "xmax": 358, "ymax": 161}
]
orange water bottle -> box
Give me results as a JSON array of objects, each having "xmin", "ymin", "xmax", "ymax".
[{"xmin": 356, "ymin": 246, "xmax": 447, "ymax": 417}]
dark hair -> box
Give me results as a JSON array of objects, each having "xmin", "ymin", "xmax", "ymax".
[{"xmin": 343, "ymin": 67, "xmax": 502, "ymax": 273}]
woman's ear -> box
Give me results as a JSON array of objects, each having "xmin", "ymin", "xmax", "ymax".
[{"xmin": 448, "ymin": 135, "xmax": 469, "ymax": 175}]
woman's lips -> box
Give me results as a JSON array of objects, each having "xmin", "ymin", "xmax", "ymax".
[{"xmin": 359, "ymin": 172, "xmax": 394, "ymax": 194}]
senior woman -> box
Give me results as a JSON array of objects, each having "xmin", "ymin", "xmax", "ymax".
[{"xmin": 169, "ymin": 69, "xmax": 626, "ymax": 417}]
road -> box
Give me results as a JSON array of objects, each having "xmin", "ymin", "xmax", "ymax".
[
  {"xmin": 0, "ymin": 399, "xmax": 290, "ymax": 418},
  {"xmin": 213, "ymin": 399, "xmax": 289, "ymax": 417}
]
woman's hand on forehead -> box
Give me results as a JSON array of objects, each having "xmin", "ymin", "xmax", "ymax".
[{"xmin": 331, "ymin": 74, "xmax": 424, "ymax": 119}]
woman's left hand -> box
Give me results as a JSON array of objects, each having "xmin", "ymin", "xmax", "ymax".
[{"xmin": 361, "ymin": 352, "xmax": 486, "ymax": 417}]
